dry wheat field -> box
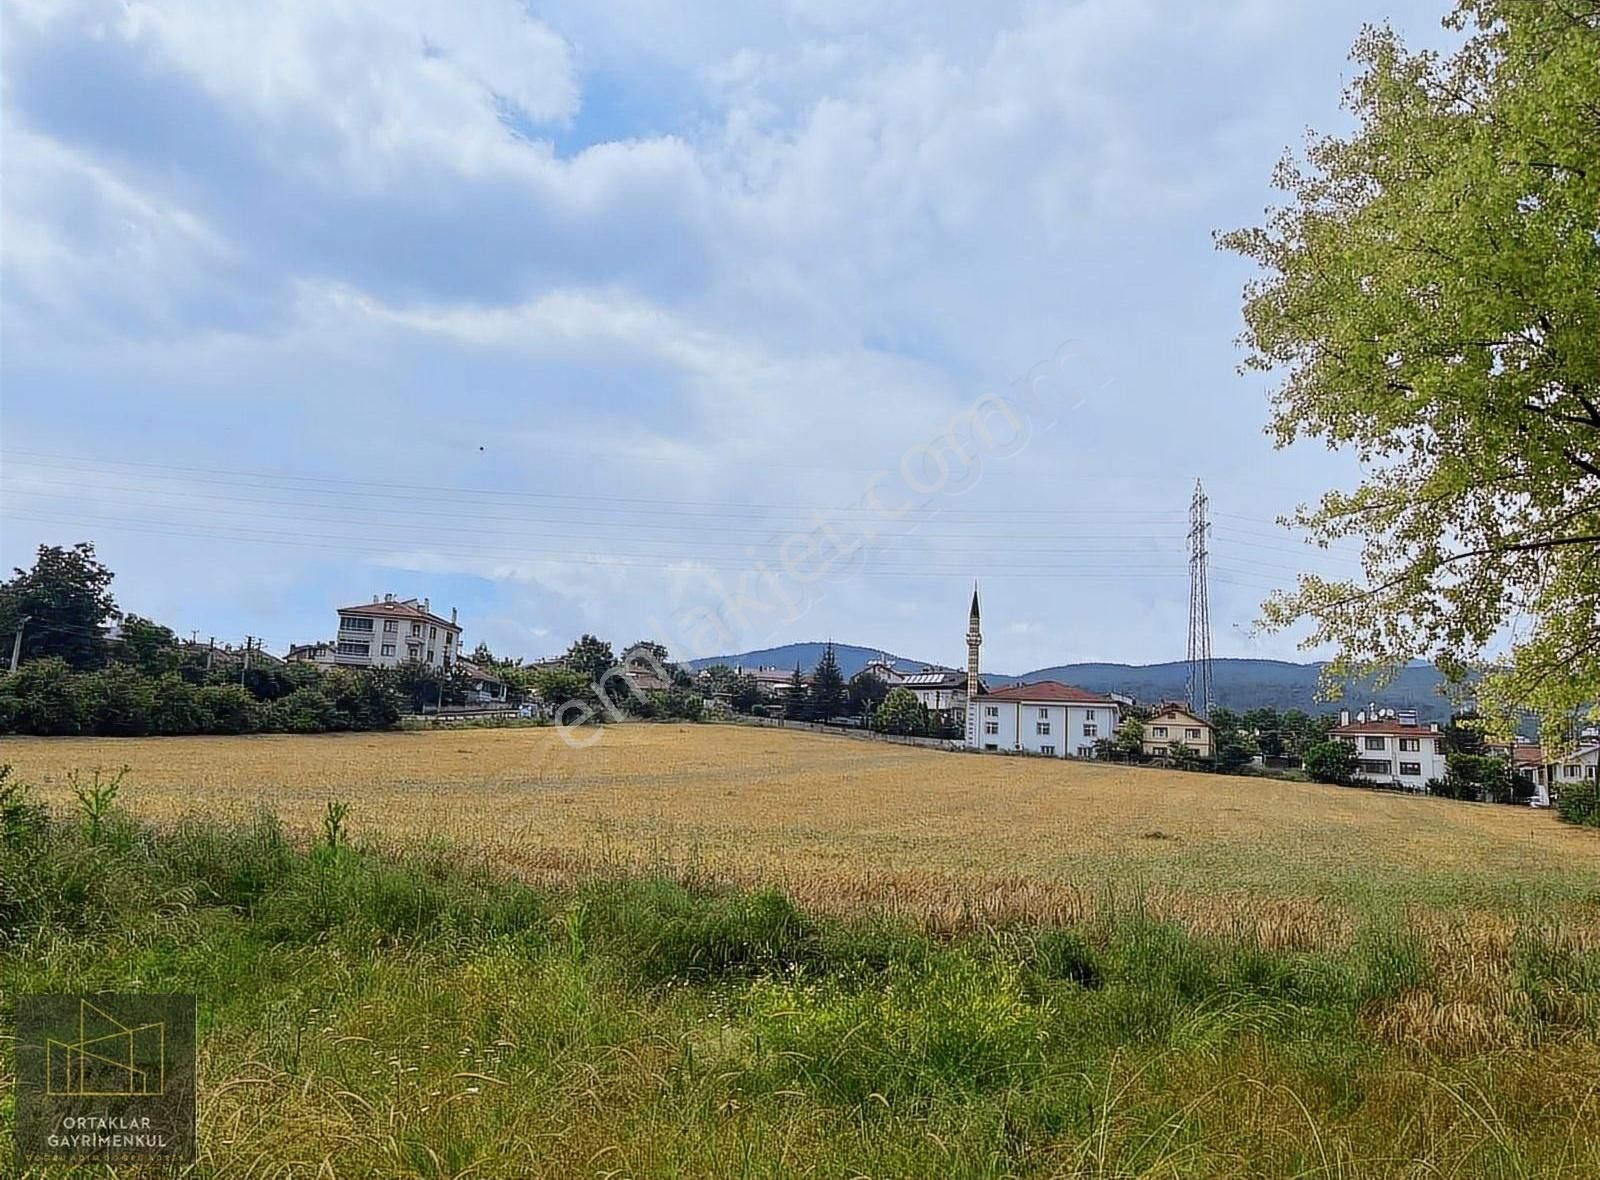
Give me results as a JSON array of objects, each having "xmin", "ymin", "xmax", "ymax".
[{"xmin": 7, "ymin": 722, "xmax": 1598, "ymax": 927}]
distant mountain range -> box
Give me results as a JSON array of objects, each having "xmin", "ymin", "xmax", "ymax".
[{"xmin": 687, "ymin": 642, "xmax": 1465, "ymax": 718}]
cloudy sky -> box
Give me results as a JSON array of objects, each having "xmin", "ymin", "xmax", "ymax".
[{"xmin": 0, "ymin": 0, "xmax": 1457, "ymax": 673}]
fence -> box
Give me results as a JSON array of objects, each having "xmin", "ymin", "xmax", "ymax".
[{"xmin": 728, "ymin": 715, "xmax": 964, "ymax": 751}]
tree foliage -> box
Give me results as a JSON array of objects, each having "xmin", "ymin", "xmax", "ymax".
[
  {"xmin": 1304, "ymin": 740, "xmax": 1361, "ymax": 787},
  {"xmin": 1221, "ymin": 2, "xmax": 1600, "ymax": 751},
  {"xmin": 846, "ymin": 670, "xmax": 890, "ymax": 718},
  {"xmin": 807, "ymin": 643, "xmax": 847, "ymax": 720},
  {"xmin": 563, "ymin": 635, "xmax": 616, "ymax": 683},
  {"xmin": 0, "ymin": 543, "xmax": 119, "ymax": 670},
  {"xmin": 873, "ymin": 687, "xmax": 926, "ymax": 736}
]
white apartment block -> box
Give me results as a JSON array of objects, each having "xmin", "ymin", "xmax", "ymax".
[
  {"xmin": 959, "ymin": 588, "xmax": 1119, "ymax": 759},
  {"xmin": 970, "ymin": 683, "xmax": 1120, "ymax": 758},
  {"xmin": 1333, "ymin": 713, "xmax": 1446, "ymax": 791},
  {"xmin": 333, "ymin": 595, "xmax": 462, "ymax": 670}
]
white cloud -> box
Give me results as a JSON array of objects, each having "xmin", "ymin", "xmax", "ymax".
[{"xmin": 0, "ymin": 0, "xmax": 1456, "ymax": 666}]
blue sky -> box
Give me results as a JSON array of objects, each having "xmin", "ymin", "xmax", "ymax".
[{"xmin": 0, "ymin": 0, "xmax": 1458, "ymax": 672}]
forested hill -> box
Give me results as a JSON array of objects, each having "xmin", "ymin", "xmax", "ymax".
[{"xmin": 688, "ymin": 645, "xmax": 1459, "ymax": 718}]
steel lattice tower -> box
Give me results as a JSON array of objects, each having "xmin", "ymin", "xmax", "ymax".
[{"xmin": 1186, "ymin": 479, "xmax": 1214, "ymax": 719}]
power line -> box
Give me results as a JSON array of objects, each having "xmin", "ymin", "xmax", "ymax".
[
  {"xmin": 4, "ymin": 508, "xmax": 1202, "ymax": 577},
  {"xmin": 0, "ymin": 451, "xmax": 1192, "ymax": 522}
]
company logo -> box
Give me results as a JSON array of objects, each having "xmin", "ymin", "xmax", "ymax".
[
  {"xmin": 14, "ymin": 994, "xmax": 196, "ymax": 1164},
  {"xmin": 46, "ymin": 999, "xmax": 167, "ymax": 1098}
]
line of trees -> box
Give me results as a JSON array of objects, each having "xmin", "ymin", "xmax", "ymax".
[
  {"xmin": 0, "ymin": 544, "xmax": 408, "ymax": 736},
  {"xmin": 695, "ymin": 645, "xmax": 961, "ymax": 738}
]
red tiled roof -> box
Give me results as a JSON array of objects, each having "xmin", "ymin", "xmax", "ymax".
[
  {"xmin": 338, "ymin": 599, "xmax": 458, "ymax": 630},
  {"xmin": 980, "ymin": 680, "xmax": 1118, "ymax": 705},
  {"xmin": 1511, "ymin": 745, "xmax": 1544, "ymax": 766},
  {"xmin": 1148, "ymin": 705, "xmax": 1211, "ymax": 728},
  {"xmin": 1332, "ymin": 721, "xmax": 1439, "ymax": 737}
]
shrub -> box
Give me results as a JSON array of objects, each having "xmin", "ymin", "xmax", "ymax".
[
  {"xmin": 266, "ymin": 685, "xmax": 342, "ymax": 733},
  {"xmin": 1304, "ymin": 740, "xmax": 1360, "ymax": 786},
  {"xmin": 1557, "ymin": 777, "xmax": 1600, "ymax": 828}
]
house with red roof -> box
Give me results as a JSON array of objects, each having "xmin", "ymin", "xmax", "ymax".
[
  {"xmin": 961, "ymin": 587, "xmax": 1119, "ymax": 758},
  {"xmin": 1332, "ymin": 709, "xmax": 1446, "ymax": 791}
]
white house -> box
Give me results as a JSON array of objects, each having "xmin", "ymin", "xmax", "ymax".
[
  {"xmin": 330, "ymin": 595, "xmax": 462, "ymax": 670},
  {"xmin": 900, "ymin": 669, "xmax": 967, "ymax": 713},
  {"xmin": 960, "ymin": 587, "xmax": 1119, "ymax": 758},
  {"xmin": 1332, "ymin": 712, "xmax": 1447, "ymax": 791},
  {"xmin": 453, "ymin": 657, "xmax": 508, "ymax": 704},
  {"xmin": 1552, "ymin": 744, "xmax": 1599, "ymax": 800},
  {"xmin": 971, "ymin": 682, "xmax": 1121, "ymax": 758},
  {"xmin": 861, "ymin": 656, "xmax": 906, "ymax": 686}
]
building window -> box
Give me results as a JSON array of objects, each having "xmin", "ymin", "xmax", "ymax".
[
  {"xmin": 1077, "ymin": 746, "xmax": 1093, "ymax": 758},
  {"xmin": 1399, "ymin": 762, "xmax": 1422, "ymax": 777},
  {"xmin": 1186, "ymin": 728, "xmax": 1201, "ymax": 740},
  {"xmin": 1086, "ymin": 710, "xmax": 1097, "ymax": 722},
  {"xmin": 1038, "ymin": 707, "xmax": 1049, "ymax": 718},
  {"xmin": 1364, "ymin": 736, "xmax": 1387, "ymax": 751},
  {"xmin": 429, "ymin": 626, "xmax": 437, "ymax": 639},
  {"xmin": 411, "ymin": 623, "xmax": 422, "ymax": 636},
  {"xmin": 1153, "ymin": 726, "xmax": 1168, "ymax": 738},
  {"xmin": 984, "ymin": 722, "xmax": 999, "ymax": 735},
  {"xmin": 427, "ymin": 649, "xmax": 435, "ymax": 662},
  {"xmin": 1083, "ymin": 724, "xmax": 1097, "ymax": 738},
  {"xmin": 337, "ymin": 641, "xmax": 369, "ymax": 656},
  {"xmin": 1037, "ymin": 722, "xmax": 1051, "ymax": 735},
  {"xmin": 339, "ymin": 616, "xmax": 374, "ymax": 632},
  {"xmin": 985, "ymin": 706, "xmax": 998, "ymax": 717},
  {"xmin": 444, "ymin": 634, "xmax": 452, "ymax": 646},
  {"xmin": 384, "ymin": 620, "xmax": 398, "ymax": 633},
  {"xmin": 381, "ymin": 644, "xmax": 395, "ymax": 657},
  {"xmin": 1041, "ymin": 745, "xmax": 1056, "ymax": 755},
  {"xmin": 1399, "ymin": 738, "xmax": 1420, "ymax": 752},
  {"xmin": 1360, "ymin": 759, "xmax": 1392, "ymax": 774}
]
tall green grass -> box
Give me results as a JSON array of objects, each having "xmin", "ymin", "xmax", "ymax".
[{"xmin": 2, "ymin": 781, "xmax": 1599, "ymax": 1177}]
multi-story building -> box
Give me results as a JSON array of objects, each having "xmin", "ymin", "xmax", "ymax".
[
  {"xmin": 1332, "ymin": 710, "xmax": 1447, "ymax": 791},
  {"xmin": 971, "ymin": 683, "xmax": 1121, "ymax": 758},
  {"xmin": 1143, "ymin": 704, "xmax": 1214, "ymax": 759},
  {"xmin": 961, "ymin": 588, "xmax": 1119, "ymax": 758},
  {"xmin": 330, "ymin": 595, "xmax": 462, "ymax": 670}
]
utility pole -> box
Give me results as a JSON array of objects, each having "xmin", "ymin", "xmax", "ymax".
[
  {"xmin": 240, "ymin": 636, "xmax": 253, "ymax": 686},
  {"xmin": 7, "ymin": 616, "xmax": 30, "ymax": 674},
  {"xmin": 206, "ymin": 636, "xmax": 215, "ymax": 671}
]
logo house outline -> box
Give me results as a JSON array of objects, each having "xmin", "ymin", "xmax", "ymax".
[{"xmin": 45, "ymin": 999, "xmax": 166, "ymax": 1098}]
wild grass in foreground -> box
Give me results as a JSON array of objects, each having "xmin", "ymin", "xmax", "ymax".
[{"xmin": 2, "ymin": 785, "xmax": 1599, "ymax": 1177}]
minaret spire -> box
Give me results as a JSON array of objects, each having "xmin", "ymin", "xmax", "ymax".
[{"xmin": 965, "ymin": 584, "xmax": 982, "ymax": 746}]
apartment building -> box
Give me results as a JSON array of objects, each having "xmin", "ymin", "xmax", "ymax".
[
  {"xmin": 1332, "ymin": 710, "xmax": 1446, "ymax": 791},
  {"xmin": 969, "ymin": 682, "xmax": 1120, "ymax": 758},
  {"xmin": 332, "ymin": 595, "xmax": 462, "ymax": 670}
]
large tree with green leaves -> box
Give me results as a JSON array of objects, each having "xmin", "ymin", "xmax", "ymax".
[
  {"xmin": 1221, "ymin": 2, "xmax": 1599, "ymax": 751},
  {"xmin": 0, "ymin": 542, "xmax": 119, "ymax": 670}
]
